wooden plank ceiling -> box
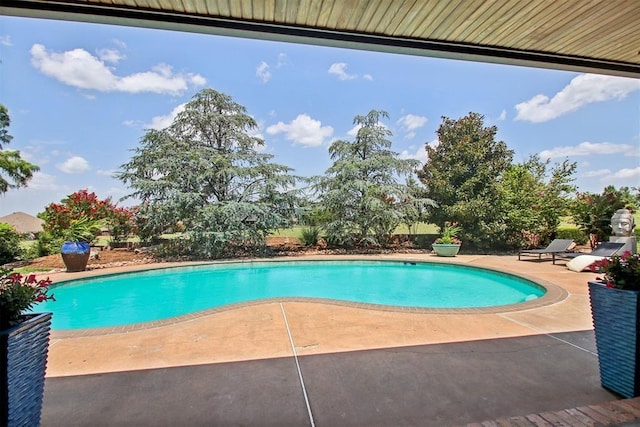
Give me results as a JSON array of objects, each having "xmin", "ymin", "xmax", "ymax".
[{"xmin": 2, "ymin": 0, "xmax": 639, "ymax": 77}]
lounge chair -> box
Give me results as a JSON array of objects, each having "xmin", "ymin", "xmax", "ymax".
[
  {"xmin": 518, "ymin": 239, "xmax": 574, "ymax": 262},
  {"xmin": 563, "ymin": 242, "xmax": 626, "ymax": 272},
  {"xmin": 554, "ymin": 241, "xmax": 625, "ymax": 264}
]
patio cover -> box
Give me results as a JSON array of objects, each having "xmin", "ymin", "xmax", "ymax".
[{"xmin": 1, "ymin": 0, "xmax": 639, "ymax": 78}]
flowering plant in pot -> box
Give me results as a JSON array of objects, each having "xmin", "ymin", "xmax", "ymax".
[
  {"xmin": 432, "ymin": 224, "xmax": 462, "ymax": 257},
  {"xmin": 60, "ymin": 217, "xmax": 103, "ymax": 272},
  {"xmin": 0, "ymin": 269, "xmax": 54, "ymax": 330},
  {"xmin": 0, "ymin": 268, "xmax": 54, "ymax": 426},
  {"xmin": 591, "ymin": 251, "xmax": 640, "ymax": 290},
  {"xmin": 588, "ymin": 251, "xmax": 640, "ymax": 397}
]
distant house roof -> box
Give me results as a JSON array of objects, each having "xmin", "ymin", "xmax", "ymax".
[{"xmin": 0, "ymin": 212, "xmax": 44, "ymax": 234}]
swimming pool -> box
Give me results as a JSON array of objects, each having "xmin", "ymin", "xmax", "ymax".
[{"xmin": 37, "ymin": 260, "xmax": 546, "ymax": 330}]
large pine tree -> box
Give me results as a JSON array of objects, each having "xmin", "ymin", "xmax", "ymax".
[
  {"xmin": 315, "ymin": 109, "xmax": 434, "ymax": 246},
  {"xmin": 119, "ymin": 89, "xmax": 298, "ymax": 257}
]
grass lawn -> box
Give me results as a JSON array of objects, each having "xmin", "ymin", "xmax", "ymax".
[{"xmin": 270, "ymin": 223, "xmax": 439, "ymax": 239}]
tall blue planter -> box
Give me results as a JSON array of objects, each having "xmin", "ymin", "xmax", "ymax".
[
  {"xmin": 60, "ymin": 241, "xmax": 91, "ymax": 272},
  {"xmin": 0, "ymin": 313, "xmax": 52, "ymax": 426},
  {"xmin": 588, "ymin": 281, "xmax": 640, "ymax": 398}
]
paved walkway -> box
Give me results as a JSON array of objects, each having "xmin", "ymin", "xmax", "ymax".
[{"xmin": 39, "ymin": 254, "xmax": 639, "ymax": 426}]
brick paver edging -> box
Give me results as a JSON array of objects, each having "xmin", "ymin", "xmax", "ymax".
[{"xmin": 462, "ymin": 396, "xmax": 640, "ymax": 426}]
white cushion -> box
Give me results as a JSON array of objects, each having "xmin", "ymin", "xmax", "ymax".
[{"xmin": 566, "ymin": 255, "xmax": 605, "ymax": 272}]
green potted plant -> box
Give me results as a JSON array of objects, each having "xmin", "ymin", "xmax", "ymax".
[
  {"xmin": 588, "ymin": 251, "xmax": 640, "ymax": 397},
  {"xmin": 60, "ymin": 217, "xmax": 103, "ymax": 272},
  {"xmin": 432, "ymin": 224, "xmax": 462, "ymax": 257},
  {"xmin": 0, "ymin": 269, "xmax": 55, "ymax": 425}
]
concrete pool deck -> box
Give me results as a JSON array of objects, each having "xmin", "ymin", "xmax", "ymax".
[{"xmin": 40, "ymin": 253, "xmax": 637, "ymax": 426}]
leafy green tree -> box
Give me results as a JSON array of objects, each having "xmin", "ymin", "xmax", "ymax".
[
  {"xmin": 119, "ymin": 88, "xmax": 298, "ymax": 258},
  {"xmin": 418, "ymin": 113, "xmax": 513, "ymax": 249},
  {"xmin": 314, "ymin": 110, "xmax": 434, "ymax": 247},
  {"xmin": 0, "ymin": 104, "xmax": 40, "ymax": 193},
  {"xmin": 571, "ymin": 186, "xmax": 637, "ymax": 248},
  {"xmin": 0, "ymin": 223, "xmax": 21, "ymax": 265},
  {"xmin": 501, "ymin": 155, "xmax": 576, "ymax": 247}
]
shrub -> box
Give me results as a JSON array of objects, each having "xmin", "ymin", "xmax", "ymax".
[
  {"xmin": 300, "ymin": 226, "xmax": 320, "ymax": 246},
  {"xmin": 0, "ymin": 223, "xmax": 21, "ymax": 265},
  {"xmin": 28, "ymin": 232, "xmax": 64, "ymax": 257},
  {"xmin": 556, "ymin": 227, "xmax": 588, "ymax": 245}
]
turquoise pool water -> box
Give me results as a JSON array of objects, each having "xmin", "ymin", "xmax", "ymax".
[{"xmin": 36, "ymin": 261, "xmax": 545, "ymax": 330}]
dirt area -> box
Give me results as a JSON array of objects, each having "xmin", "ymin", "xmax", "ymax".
[
  {"xmin": 22, "ymin": 236, "xmax": 429, "ymax": 272},
  {"xmin": 25, "ymin": 247, "xmax": 157, "ymax": 271}
]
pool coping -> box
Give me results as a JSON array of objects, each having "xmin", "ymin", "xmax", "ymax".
[{"xmin": 49, "ymin": 257, "xmax": 568, "ymax": 338}]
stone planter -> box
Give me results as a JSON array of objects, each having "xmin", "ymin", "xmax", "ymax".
[
  {"xmin": 588, "ymin": 281, "xmax": 640, "ymax": 398},
  {"xmin": 432, "ymin": 243, "xmax": 461, "ymax": 257},
  {"xmin": 0, "ymin": 313, "xmax": 52, "ymax": 426},
  {"xmin": 60, "ymin": 241, "xmax": 91, "ymax": 272}
]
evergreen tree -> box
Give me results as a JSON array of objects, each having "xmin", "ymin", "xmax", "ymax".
[
  {"xmin": 315, "ymin": 110, "xmax": 434, "ymax": 246},
  {"xmin": 119, "ymin": 88, "xmax": 298, "ymax": 257}
]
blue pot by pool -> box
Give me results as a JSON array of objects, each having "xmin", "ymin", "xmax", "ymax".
[
  {"xmin": 589, "ymin": 280, "xmax": 640, "ymax": 398},
  {"xmin": 60, "ymin": 241, "xmax": 91, "ymax": 272}
]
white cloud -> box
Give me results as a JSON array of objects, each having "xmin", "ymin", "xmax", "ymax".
[
  {"xmin": 397, "ymin": 114, "xmax": 427, "ymax": 139},
  {"xmin": 399, "ymin": 145, "xmax": 428, "ymax": 163},
  {"xmin": 583, "ymin": 167, "xmax": 640, "ymax": 184},
  {"xmin": 610, "ymin": 167, "xmax": 640, "ymax": 180},
  {"xmin": 515, "ymin": 74, "xmax": 640, "ymax": 123},
  {"xmin": 498, "ymin": 109, "xmax": 507, "ymax": 121},
  {"xmin": 266, "ymin": 114, "xmax": 333, "ymax": 147},
  {"xmin": 257, "ymin": 54, "xmax": 288, "ymax": 83},
  {"xmin": 30, "ymin": 44, "xmax": 206, "ymax": 95},
  {"xmin": 146, "ymin": 103, "xmax": 186, "ymax": 130},
  {"xmin": 397, "ymin": 114, "xmax": 427, "ymax": 131},
  {"xmin": 256, "ymin": 61, "xmax": 271, "ymax": 83},
  {"xmin": 57, "ymin": 156, "xmax": 90, "ymax": 173},
  {"xmin": 97, "ymin": 48, "xmax": 125, "ymax": 64},
  {"xmin": 328, "ymin": 63, "xmax": 357, "ymax": 80},
  {"xmin": 347, "ymin": 124, "xmax": 361, "ymax": 137},
  {"xmin": 540, "ymin": 141, "xmax": 637, "ymax": 160},
  {"xmin": 363, "ymin": 74, "xmax": 373, "ymax": 81},
  {"xmin": 23, "ymin": 171, "xmax": 63, "ymax": 191},
  {"xmin": 0, "ymin": 36, "xmax": 12, "ymax": 47},
  {"xmin": 111, "ymin": 39, "xmax": 127, "ymax": 49}
]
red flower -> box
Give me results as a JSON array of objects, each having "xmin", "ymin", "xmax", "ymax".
[{"xmin": 1, "ymin": 269, "xmax": 55, "ymax": 327}]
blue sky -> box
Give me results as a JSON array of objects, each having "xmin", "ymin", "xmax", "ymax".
[{"xmin": 0, "ymin": 15, "xmax": 639, "ymax": 217}]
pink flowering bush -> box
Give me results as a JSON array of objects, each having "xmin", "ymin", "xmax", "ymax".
[
  {"xmin": 0, "ymin": 268, "xmax": 54, "ymax": 329},
  {"xmin": 591, "ymin": 251, "xmax": 640, "ymax": 290}
]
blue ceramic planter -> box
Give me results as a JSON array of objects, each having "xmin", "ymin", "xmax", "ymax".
[
  {"xmin": 60, "ymin": 241, "xmax": 91, "ymax": 272},
  {"xmin": 0, "ymin": 313, "xmax": 52, "ymax": 426},
  {"xmin": 61, "ymin": 241, "xmax": 90, "ymax": 254},
  {"xmin": 588, "ymin": 281, "xmax": 640, "ymax": 398}
]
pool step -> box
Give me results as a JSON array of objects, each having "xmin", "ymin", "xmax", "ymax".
[{"xmin": 461, "ymin": 396, "xmax": 640, "ymax": 426}]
